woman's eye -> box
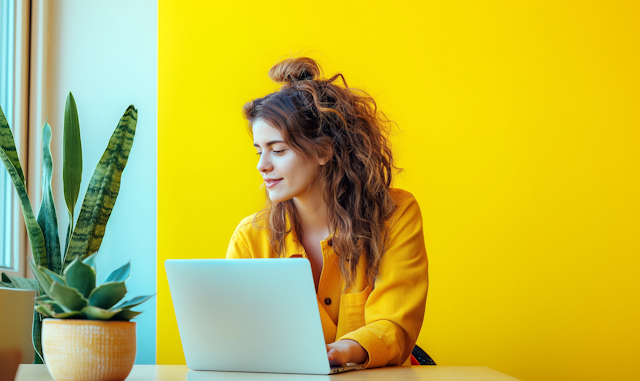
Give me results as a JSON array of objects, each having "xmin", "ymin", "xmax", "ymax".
[{"xmin": 256, "ymin": 150, "xmax": 284, "ymax": 156}]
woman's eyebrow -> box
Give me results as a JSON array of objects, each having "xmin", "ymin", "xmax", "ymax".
[{"xmin": 253, "ymin": 140, "xmax": 284, "ymax": 148}]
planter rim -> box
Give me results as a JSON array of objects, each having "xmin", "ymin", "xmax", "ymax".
[{"xmin": 43, "ymin": 318, "xmax": 136, "ymax": 327}]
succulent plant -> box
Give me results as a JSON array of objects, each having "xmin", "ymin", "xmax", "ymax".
[{"xmin": 28, "ymin": 252, "xmax": 154, "ymax": 321}]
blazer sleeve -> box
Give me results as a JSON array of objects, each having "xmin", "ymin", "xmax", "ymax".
[
  {"xmin": 226, "ymin": 216, "xmax": 253, "ymax": 259},
  {"xmin": 337, "ymin": 192, "xmax": 429, "ymax": 368}
]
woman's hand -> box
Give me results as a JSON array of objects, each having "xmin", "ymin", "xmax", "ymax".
[{"xmin": 326, "ymin": 339, "xmax": 368, "ymax": 366}]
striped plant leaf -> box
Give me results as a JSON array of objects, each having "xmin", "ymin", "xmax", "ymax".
[
  {"xmin": 0, "ymin": 148, "xmax": 47, "ymax": 267},
  {"xmin": 1, "ymin": 272, "xmax": 15, "ymax": 288},
  {"xmin": 64, "ymin": 105, "xmax": 137, "ymax": 265},
  {"xmin": 37, "ymin": 122, "xmax": 62, "ymax": 274},
  {"xmin": 4, "ymin": 274, "xmax": 39, "ymax": 291},
  {"xmin": 0, "ymin": 117, "xmax": 47, "ymax": 268},
  {"xmin": 63, "ymin": 92, "xmax": 82, "ymax": 257},
  {"xmin": 0, "ymin": 104, "xmax": 25, "ymax": 185},
  {"xmin": 32, "ymin": 310, "xmax": 44, "ymax": 363}
]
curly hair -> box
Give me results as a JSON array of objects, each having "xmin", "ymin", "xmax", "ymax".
[{"xmin": 242, "ymin": 57, "xmax": 401, "ymax": 290}]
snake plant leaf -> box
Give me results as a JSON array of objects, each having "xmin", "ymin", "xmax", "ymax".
[
  {"xmin": 0, "ymin": 273, "xmax": 15, "ymax": 288},
  {"xmin": 111, "ymin": 309, "xmax": 142, "ymax": 321},
  {"xmin": 32, "ymin": 310, "xmax": 44, "ymax": 364},
  {"xmin": 4, "ymin": 274, "xmax": 39, "ymax": 291},
  {"xmin": 0, "ymin": 147, "xmax": 48, "ymax": 268},
  {"xmin": 0, "ymin": 105, "xmax": 25, "ymax": 184},
  {"xmin": 114, "ymin": 293, "xmax": 155, "ymax": 310},
  {"xmin": 81, "ymin": 305, "xmax": 121, "ymax": 320},
  {"xmin": 49, "ymin": 281, "xmax": 89, "ymax": 312},
  {"xmin": 28, "ymin": 258, "xmax": 53, "ymax": 296},
  {"xmin": 83, "ymin": 251, "xmax": 98, "ymax": 270},
  {"xmin": 64, "ymin": 105, "xmax": 137, "ymax": 266},
  {"xmin": 63, "ymin": 256, "xmax": 96, "ymax": 298},
  {"xmin": 104, "ymin": 261, "xmax": 130, "ymax": 283},
  {"xmin": 63, "ymin": 92, "xmax": 82, "ymax": 257},
  {"xmin": 37, "ymin": 122, "xmax": 62, "ymax": 275},
  {"xmin": 41, "ymin": 268, "xmax": 65, "ymax": 286},
  {"xmin": 88, "ymin": 281, "xmax": 127, "ymax": 309}
]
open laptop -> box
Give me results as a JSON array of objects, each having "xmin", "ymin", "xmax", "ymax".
[{"xmin": 165, "ymin": 258, "xmax": 364, "ymax": 375}]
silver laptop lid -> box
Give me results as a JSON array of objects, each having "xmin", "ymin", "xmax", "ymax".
[{"xmin": 165, "ymin": 259, "xmax": 331, "ymax": 375}]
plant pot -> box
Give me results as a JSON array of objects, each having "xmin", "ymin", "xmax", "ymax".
[{"xmin": 42, "ymin": 319, "xmax": 136, "ymax": 381}]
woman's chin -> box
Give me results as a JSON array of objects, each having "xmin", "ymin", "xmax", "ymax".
[{"xmin": 268, "ymin": 191, "xmax": 293, "ymax": 203}]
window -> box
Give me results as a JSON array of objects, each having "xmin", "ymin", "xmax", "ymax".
[{"xmin": 0, "ymin": 0, "xmax": 16, "ymax": 270}]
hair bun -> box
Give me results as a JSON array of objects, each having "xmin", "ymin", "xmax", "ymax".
[{"xmin": 268, "ymin": 57, "xmax": 321, "ymax": 85}]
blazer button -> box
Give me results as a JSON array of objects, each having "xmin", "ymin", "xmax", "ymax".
[
  {"xmin": 324, "ymin": 298, "xmax": 332, "ymax": 305},
  {"xmin": 327, "ymin": 239, "xmax": 333, "ymax": 247}
]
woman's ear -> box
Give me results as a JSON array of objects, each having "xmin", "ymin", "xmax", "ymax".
[{"xmin": 318, "ymin": 144, "xmax": 333, "ymax": 166}]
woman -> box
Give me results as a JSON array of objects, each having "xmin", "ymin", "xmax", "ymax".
[{"xmin": 226, "ymin": 57, "xmax": 429, "ymax": 368}]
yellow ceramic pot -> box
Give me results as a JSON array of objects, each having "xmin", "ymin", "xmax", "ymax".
[{"xmin": 42, "ymin": 319, "xmax": 136, "ymax": 381}]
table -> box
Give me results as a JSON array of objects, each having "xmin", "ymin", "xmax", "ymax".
[{"xmin": 16, "ymin": 365, "xmax": 521, "ymax": 381}]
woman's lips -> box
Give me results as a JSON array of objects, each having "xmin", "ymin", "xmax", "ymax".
[{"xmin": 265, "ymin": 179, "xmax": 282, "ymax": 189}]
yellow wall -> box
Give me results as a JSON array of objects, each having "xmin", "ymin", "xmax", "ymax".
[{"xmin": 158, "ymin": 1, "xmax": 640, "ymax": 380}]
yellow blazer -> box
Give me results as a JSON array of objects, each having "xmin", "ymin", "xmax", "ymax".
[{"xmin": 225, "ymin": 188, "xmax": 429, "ymax": 368}]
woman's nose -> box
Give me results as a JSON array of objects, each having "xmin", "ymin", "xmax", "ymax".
[{"xmin": 256, "ymin": 153, "xmax": 272, "ymax": 173}]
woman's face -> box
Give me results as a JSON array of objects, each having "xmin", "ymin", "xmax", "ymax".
[{"xmin": 253, "ymin": 118, "xmax": 320, "ymax": 203}]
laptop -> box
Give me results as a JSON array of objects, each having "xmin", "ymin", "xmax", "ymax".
[{"xmin": 165, "ymin": 258, "xmax": 364, "ymax": 375}]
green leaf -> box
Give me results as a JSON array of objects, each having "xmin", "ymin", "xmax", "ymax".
[
  {"xmin": 111, "ymin": 309, "xmax": 142, "ymax": 321},
  {"xmin": 0, "ymin": 106, "xmax": 47, "ymax": 268},
  {"xmin": 32, "ymin": 310, "xmax": 44, "ymax": 363},
  {"xmin": 88, "ymin": 281, "xmax": 126, "ymax": 309},
  {"xmin": 63, "ymin": 256, "xmax": 96, "ymax": 298},
  {"xmin": 41, "ymin": 268, "xmax": 66, "ymax": 286},
  {"xmin": 83, "ymin": 251, "xmax": 98, "ymax": 270},
  {"xmin": 81, "ymin": 305, "xmax": 121, "ymax": 320},
  {"xmin": 5, "ymin": 275, "xmax": 39, "ymax": 291},
  {"xmin": 104, "ymin": 261, "xmax": 130, "ymax": 283},
  {"xmin": 0, "ymin": 273, "xmax": 15, "ymax": 288},
  {"xmin": 64, "ymin": 105, "xmax": 137, "ymax": 266},
  {"xmin": 63, "ymin": 92, "xmax": 82, "ymax": 257},
  {"xmin": 37, "ymin": 122, "xmax": 62, "ymax": 275},
  {"xmin": 28, "ymin": 258, "xmax": 53, "ymax": 296},
  {"xmin": 35, "ymin": 305, "xmax": 52, "ymax": 318},
  {"xmin": 49, "ymin": 281, "xmax": 89, "ymax": 312},
  {"xmin": 34, "ymin": 294, "xmax": 52, "ymax": 304},
  {"xmin": 0, "ymin": 104, "xmax": 25, "ymax": 185},
  {"xmin": 115, "ymin": 293, "xmax": 155, "ymax": 310},
  {"xmin": 0, "ymin": 145, "xmax": 47, "ymax": 268}
]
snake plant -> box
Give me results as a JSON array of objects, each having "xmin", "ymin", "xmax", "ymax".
[
  {"xmin": 29, "ymin": 253, "xmax": 153, "ymax": 321},
  {"xmin": 0, "ymin": 92, "xmax": 138, "ymax": 363}
]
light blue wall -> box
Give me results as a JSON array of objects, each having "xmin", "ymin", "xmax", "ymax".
[{"xmin": 47, "ymin": 0, "xmax": 157, "ymax": 364}]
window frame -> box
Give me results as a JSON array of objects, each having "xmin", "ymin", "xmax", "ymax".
[{"xmin": 0, "ymin": 0, "xmax": 31, "ymax": 278}]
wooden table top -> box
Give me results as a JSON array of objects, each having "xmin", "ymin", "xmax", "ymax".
[{"xmin": 16, "ymin": 364, "xmax": 521, "ymax": 381}]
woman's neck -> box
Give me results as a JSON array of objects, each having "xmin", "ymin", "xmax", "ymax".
[{"xmin": 292, "ymin": 186, "xmax": 329, "ymax": 238}]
